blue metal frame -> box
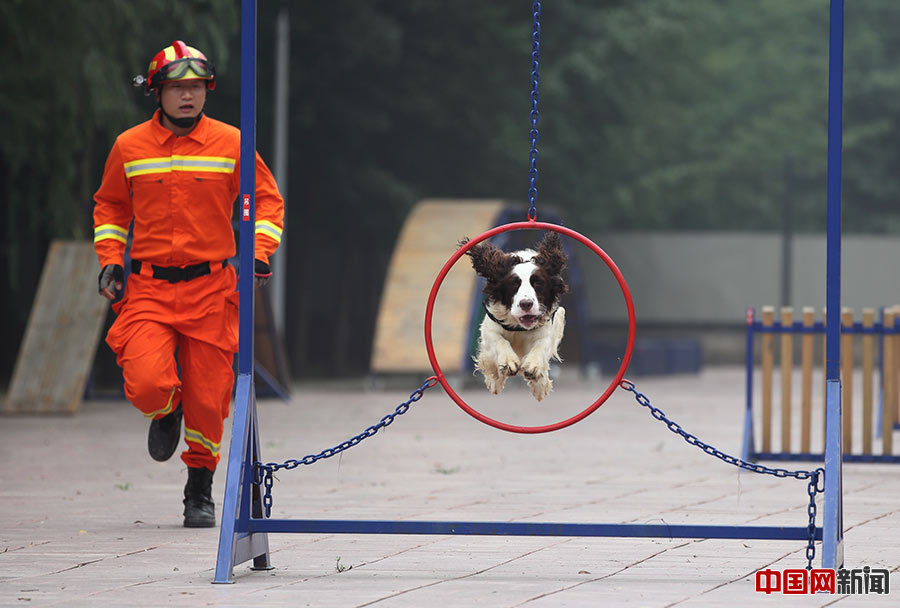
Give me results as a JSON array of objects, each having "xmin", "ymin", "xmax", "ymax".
[
  {"xmin": 214, "ymin": 0, "xmax": 845, "ymax": 583},
  {"xmin": 248, "ymin": 519, "xmax": 821, "ymax": 541},
  {"xmin": 214, "ymin": 0, "xmax": 271, "ymax": 584},
  {"xmin": 742, "ymin": 309, "xmax": 756, "ymax": 462},
  {"xmin": 754, "ymin": 452, "xmax": 900, "ymax": 464},
  {"xmin": 822, "ymin": 0, "xmax": 845, "ymax": 570},
  {"xmin": 741, "ymin": 3, "xmax": 848, "ymax": 566}
]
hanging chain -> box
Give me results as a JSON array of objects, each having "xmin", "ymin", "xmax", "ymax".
[
  {"xmin": 619, "ymin": 379, "xmax": 825, "ymax": 569},
  {"xmin": 527, "ymin": 0, "xmax": 542, "ymax": 222},
  {"xmin": 254, "ymin": 376, "xmax": 439, "ymax": 517},
  {"xmin": 805, "ymin": 472, "xmax": 823, "ymax": 570}
]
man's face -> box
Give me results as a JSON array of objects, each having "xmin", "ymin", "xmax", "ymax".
[{"xmin": 159, "ymin": 80, "xmax": 207, "ymax": 122}]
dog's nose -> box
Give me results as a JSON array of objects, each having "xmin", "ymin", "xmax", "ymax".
[{"xmin": 519, "ymin": 299, "xmax": 534, "ymax": 312}]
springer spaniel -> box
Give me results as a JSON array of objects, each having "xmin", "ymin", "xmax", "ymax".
[{"xmin": 461, "ymin": 232, "xmax": 568, "ymax": 401}]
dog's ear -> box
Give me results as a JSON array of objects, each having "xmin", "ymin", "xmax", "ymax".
[
  {"xmin": 464, "ymin": 239, "xmax": 517, "ymax": 283},
  {"xmin": 534, "ymin": 232, "xmax": 567, "ymax": 276},
  {"xmin": 549, "ymin": 274, "xmax": 569, "ymax": 298}
]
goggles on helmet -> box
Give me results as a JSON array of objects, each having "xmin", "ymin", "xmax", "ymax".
[
  {"xmin": 133, "ymin": 43, "xmax": 216, "ymax": 96},
  {"xmin": 158, "ymin": 57, "xmax": 213, "ymax": 82}
]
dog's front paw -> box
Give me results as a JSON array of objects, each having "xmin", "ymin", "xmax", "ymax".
[
  {"xmin": 521, "ymin": 353, "xmax": 549, "ymax": 381},
  {"xmin": 497, "ymin": 352, "xmax": 520, "ymax": 377},
  {"xmin": 484, "ymin": 373, "xmax": 507, "ymax": 395},
  {"xmin": 527, "ymin": 375, "xmax": 553, "ymax": 402}
]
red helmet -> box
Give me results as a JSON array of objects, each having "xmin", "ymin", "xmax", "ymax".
[{"xmin": 133, "ymin": 40, "xmax": 216, "ymax": 95}]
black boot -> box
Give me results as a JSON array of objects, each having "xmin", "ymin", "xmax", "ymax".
[
  {"xmin": 148, "ymin": 404, "xmax": 182, "ymax": 462},
  {"xmin": 183, "ymin": 466, "xmax": 216, "ymax": 528}
]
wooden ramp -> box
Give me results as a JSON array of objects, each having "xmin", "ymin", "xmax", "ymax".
[
  {"xmin": 371, "ymin": 199, "xmax": 506, "ymax": 374},
  {"xmin": 3, "ymin": 241, "xmax": 110, "ymax": 415}
]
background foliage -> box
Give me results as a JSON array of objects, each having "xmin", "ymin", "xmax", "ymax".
[{"xmin": 2, "ymin": 0, "xmax": 900, "ymax": 381}]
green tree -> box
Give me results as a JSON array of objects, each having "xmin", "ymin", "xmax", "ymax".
[
  {"xmin": 0, "ymin": 0, "xmax": 237, "ymax": 381},
  {"xmin": 6, "ymin": 1, "xmax": 900, "ymax": 382}
]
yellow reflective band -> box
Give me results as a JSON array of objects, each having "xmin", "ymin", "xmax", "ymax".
[
  {"xmin": 184, "ymin": 427, "xmax": 221, "ymax": 456},
  {"xmin": 124, "ymin": 157, "xmax": 171, "ymax": 177},
  {"xmin": 255, "ymin": 220, "xmax": 283, "ymax": 243},
  {"xmin": 144, "ymin": 388, "xmax": 176, "ymax": 419},
  {"xmin": 94, "ymin": 224, "xmax": 129, "ymax": 244},
  {"xmin": 171, "ymin": 155, "xmax": 235, "ymax": 173},
  {"xmin": 124, "ymin": 155, "xmax": 236, "ymax": 178}
]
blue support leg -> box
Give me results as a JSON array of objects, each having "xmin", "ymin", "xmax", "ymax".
[
  {"xmin": 822, "ymin": 379, "xmax": 844, "ymax": 569},
  {"xmin": 742, "ymin": 308, "xmax": 756, "ymax": 462},
  {"xmin": 214, "ymin": 375, "xmax": 270, "ymax": 583}
]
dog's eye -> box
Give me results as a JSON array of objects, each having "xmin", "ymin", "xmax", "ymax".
[{"xmin": 531, "ymin": 277, "xmax": 544, "ymax": 288}]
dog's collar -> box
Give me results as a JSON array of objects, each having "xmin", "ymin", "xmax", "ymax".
[{"xmin": 482, "ymin": 299, "xmax": 557, "ymax": 332}]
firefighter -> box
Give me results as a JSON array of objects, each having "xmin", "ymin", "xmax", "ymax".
[{"xmin": 93, "ymin": 41, "xmax": 284, "ymax": 528}]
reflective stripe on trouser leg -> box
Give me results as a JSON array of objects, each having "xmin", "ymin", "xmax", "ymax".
[
  {"xmin": 115, "ymin": 320, "xmax": 183, "ymax": 419},
  {"xmin": 177, "ymin": 334, "xmax": 234, "ymax": 470}
]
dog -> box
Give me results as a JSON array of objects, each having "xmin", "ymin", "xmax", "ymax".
[{"xmin": 461, "ymin": 232, "xmax": 568, "ymax": 401}]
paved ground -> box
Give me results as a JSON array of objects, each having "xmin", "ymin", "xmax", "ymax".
[{"xmin": 1, "ymin": 367, "xmax": 898, "ymax": 607}]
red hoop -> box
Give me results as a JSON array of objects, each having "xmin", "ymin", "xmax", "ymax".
[{"xmin": 424, "ymin": 221, "xmax": 636, "ymax": 433}]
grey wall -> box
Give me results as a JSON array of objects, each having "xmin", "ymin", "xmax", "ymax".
[
  {"xmin": 582, "ymin": 231, "xmax": 900, "ymax": 325},
  {"xmin": 576, "ymin": 231, "xmax": 900, "ymax": 364}
]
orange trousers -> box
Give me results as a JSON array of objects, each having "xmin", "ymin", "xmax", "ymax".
[{"xmin": 107, "ymin": 264, "xmax": 239, "ymax": 471}]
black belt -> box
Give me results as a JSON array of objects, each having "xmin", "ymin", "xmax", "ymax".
[{"xmin": 131, "ymin": 259, "xmax": 227, "ymax": 283}]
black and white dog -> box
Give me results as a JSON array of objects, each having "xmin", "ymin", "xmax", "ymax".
[{"xmin": 461, "ymin": 232, "xmax": 568, "ymax": 401}]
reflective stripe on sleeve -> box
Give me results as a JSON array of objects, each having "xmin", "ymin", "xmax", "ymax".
[
  {"xmin": 94, "ymin": 223, "xmax": 129, "ymax": 244},
  {"xmin": 255, "ymin": 220, "xmax": 283, "ymax": 243}
]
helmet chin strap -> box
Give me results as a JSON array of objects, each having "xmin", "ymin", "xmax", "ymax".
[{"xmin": 158, "ymin": 99, "xmax": 204, "ymax": 130}]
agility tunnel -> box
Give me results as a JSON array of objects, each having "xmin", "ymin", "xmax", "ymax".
[{"xmin": 370, "ymin": 199, "xmax": 593, "ymax": 376}]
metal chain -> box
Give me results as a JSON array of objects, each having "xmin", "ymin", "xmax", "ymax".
[
  {"xmin": 254, "ymin": 376, "xmax": 439, "ymax": 517},
  {"xmin": 527, "ymin": 0, "xmax": 542, "ymax": 222},
  {"xmin": 806, "ymin": 472, "xmax": 824, "ymax": 570},
  {"xmin": 619, "ymin": 379, "xmax": 825, "ymax": 569}
]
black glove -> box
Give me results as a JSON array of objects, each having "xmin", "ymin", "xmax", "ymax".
[
  {"xmin": 254, "ymin": 259, "xmax": 272, "ymax": 287},
  {"xmin": 98, "ymin": 264, "xmax": 124, "ymax": 299}
]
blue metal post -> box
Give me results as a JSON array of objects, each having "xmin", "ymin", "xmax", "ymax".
[
  {"xmin": 214, "ymin": 0, "xmax": 270, "ymax": 583},
  {"xmin": 822, "ymin": 0, "xmax": 845, "ymax": 570},
  {"xmin": 742, "ymin": 308, "xmax": 755, "ymax": 462},
  {"xmin": 237, "ymin": 5, "xmax": 257, "ymax": 374}
]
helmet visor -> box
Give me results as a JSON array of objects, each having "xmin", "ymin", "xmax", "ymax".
[{"xmin": 160, "ymin": 58, "xmax": 212, "ymax": 82}]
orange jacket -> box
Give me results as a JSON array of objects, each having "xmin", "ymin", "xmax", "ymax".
[{"xmin": 93, "ymin": 109, "xmax": 284, "ymax": 268}]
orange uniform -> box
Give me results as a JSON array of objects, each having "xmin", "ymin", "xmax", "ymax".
[{"xmin": 94, "ymin": 109, "xmax": 284, "ymax": 470}]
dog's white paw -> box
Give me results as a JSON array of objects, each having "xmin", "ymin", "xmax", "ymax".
[
  {"xmin": 497, "ymin": 352, "xmax": 520, "ymax": 377},
  {"xmin": 521, "ymin": 353, "xmax": 549, "ymax": 381},
  {"xmin": 484, "ymin": 372, "xmax": 507, "ymax": 395},
  {"xmin": 527, "ymin": 375, "xmax": 553, "ymax": 402}
]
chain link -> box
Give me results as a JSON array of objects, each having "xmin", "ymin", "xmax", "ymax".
[
  {"xmin": 527, "ymin": 0, "xmax": 541, "ymax": 222},
  {"xmin": 619, "ymin": 379, "xmax": 825, "ymax": 569},
  {"xmin": 254, "ymin": 376, "xmax": 439, "ymax": 517},
  {"xmin": 805, "ymin": 472, "xmax": 822, "ymax": 570}
]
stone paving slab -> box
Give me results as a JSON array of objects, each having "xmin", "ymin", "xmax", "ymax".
[{"xmin": 1, "ymin": 368, "xmax": 898, "ymax": 607}]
